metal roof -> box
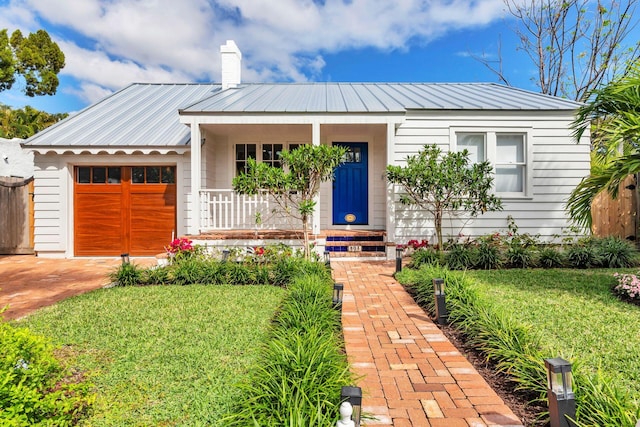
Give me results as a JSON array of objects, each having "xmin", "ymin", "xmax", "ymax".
[
  {"xmin": 180, "ymin": 82, "xmax": 581, "ymax": 113},
  {"xmin": 25, "ymin": 82, "xmax": 580, "ymax": 148},
  {"xmin": 24, "ymin": 83, "xmax": 221, "ymax": 147}
]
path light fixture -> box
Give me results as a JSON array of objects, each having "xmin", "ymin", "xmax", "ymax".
[
  {"xmin": 120, "ymin": 253, "xmax": 130, "ymax": 265},
  {"xmin": 544, "ymin": 357, "xmax": 576, "ymax": 427},
  {"xmin": 395, "ymin": 246, "xmax": 403, "ymax": 273},
  {"xmin": 340, "ymin": 386, "xmax": 362, "ymax": 427},
  {"xmin": 333, "ymin": 283, "xmax": 344, "ymax": 310},
  {"xmin": 433, "ymin": 278, "xmax": 448, "ymax": 325},
  {"xmin": 222, "ymin": 249, "xmax": 230, "ymax": 262},
  {"xmin": 324, "ymin": 250, "xmax": 331, "ymax": 268}
]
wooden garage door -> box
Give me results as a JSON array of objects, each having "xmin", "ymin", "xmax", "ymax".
[{"xmin": 74, "ymin": 166, "xmax": 176, "ymax": 256}]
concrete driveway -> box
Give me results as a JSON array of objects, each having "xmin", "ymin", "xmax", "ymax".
[{"xmin": 0, "ymin": 255, "xmax": 155, "ymax": 320}]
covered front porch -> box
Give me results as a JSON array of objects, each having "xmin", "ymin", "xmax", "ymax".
[{"xmin": 180, "ymin": 118, "xmax": 400, "ymax": 236}]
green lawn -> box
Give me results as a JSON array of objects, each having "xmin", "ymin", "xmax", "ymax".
[
  {"xmin": 465, "ymin": 269, "xmax": 640, "ymax": 395},
  {"xmin": 20, "ymin": 285, "xmax": 286, "ymax": 427}
]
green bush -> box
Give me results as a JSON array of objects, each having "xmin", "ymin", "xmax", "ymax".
[
  {"xmin": 538, "ymin": 247, "xmax": 565, "ymax": 268},
  {"xmin": 566, "ymin": 244, "xmax": 602, "ymax": 269},
  {"xmin": 593, "ymin": 236, "xmax": 638, "ymax": 268},
  {"xmin": 474, "ymin": 239, "xmax": 502, "ymax": 270},
  {"xmin": 445, "ymin": 244, "xmax": 475, "ymax": 270},
  {"xmin": 224, "ymin": 274, "xmax": 353, "ymax": 426},
  {"xmin": 409, "ymin": 247, "xmax": 442, "ymax": 268},
  {"xmin": 0, "ymin": 319, "xmax": 94, "ymax": 426},
  {"xmin": 505, "ymin": 245, "xmax": 535, "ymax": 269},
  {"xmin": 108, "ymin": 262, "xmax": 143, "ymax": 286}
]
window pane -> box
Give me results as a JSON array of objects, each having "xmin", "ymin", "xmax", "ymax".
[
  {"xmin": 132, "ymin": 167, "xmax": 145, "ymax": 183},
  {"xmin": 161, "ymin": 166, "xmax": 175, "ymax": 183},
  {"xmin": 236, "ymin": 144, "xmax": 246, "ymax": 161},
  {"xmin": 497, "ymin": 135, "xmax": 524, "ymax": 163},
  {"xmin": 263, "ymin": 144, "xmax": 274, "ymax": 161},
  {"xmin": 146, "ymin": 167, "xmax": 160, "ymax": 183},
  {"xmin": 496, "ymin": 165, "xmax": 524, "ymax": 192},
  {"xmin": 107, "ymin": 167, "xmax": 121, "ymax": 183},
  {"xmin": 247, "ymin": 144, "xmax": 256, "ymax": 159},
  {"xmin": 77, "ymin": 167, "xmax": 90, "ymax": 183},
  {"xmin": 92, "ymin": 167, "xmax": 106, "ymax": 183},
  {"xmin": 457, "ymin": 133, "xmax": 485, "ymax": 163},
  {"xmin": 289, "ymin": 144, "xmax": 300, "ymax": 152},
  {"xmin": 274, "ymin": 144, "xmax": 283, "ymax": 159}
]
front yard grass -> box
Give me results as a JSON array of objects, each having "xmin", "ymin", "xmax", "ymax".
[
  {"xmin": 465, "ymin": 269, "xmax": 640, "ymax": 396},
  {"xmin": 20, "ymin": 284, "xmax": 286, "ymax": 426}
]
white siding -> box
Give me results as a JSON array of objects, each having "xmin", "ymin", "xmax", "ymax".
[{"xmin": 391, "ymin": 111, "xmax": 590, "ymax": 244}]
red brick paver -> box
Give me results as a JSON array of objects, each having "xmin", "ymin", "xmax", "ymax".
[{"xmin": 333, "ymin": 261, "xmax": 523, "ymax": 427}]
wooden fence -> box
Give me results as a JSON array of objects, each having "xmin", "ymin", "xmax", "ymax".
[
  {"xmin": 591, "ymin": 174, "xmax": 638, "ymax": 241},
  {"xmin": 0, "ymin": 177, "xmax": 34, "ymax": 254}
]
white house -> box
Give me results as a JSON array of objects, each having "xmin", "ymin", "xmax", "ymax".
[{"xmin": 22, "ymin": 40, "xmax": 590, "ymax": 258}]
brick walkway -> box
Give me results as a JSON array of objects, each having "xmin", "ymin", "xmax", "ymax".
[{"xmin": 332, "ymin": 261, "xmax": 523, "ymax": 427}]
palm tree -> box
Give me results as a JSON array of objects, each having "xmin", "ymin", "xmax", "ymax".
[{"xmin": 567, "ymin": 62, "xmax": 640, "ymax": 230}]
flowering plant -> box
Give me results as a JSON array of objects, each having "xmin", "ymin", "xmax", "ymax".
[
  {"xmin": 613, "ymin": 272, "xmax": 640, "ymax": 301},
  {"xmin": 406, "ymin": 239, "xmax": 429, "ymax": 249},
  {"xmin": 165, "ymin": 237, "xmax": 194, "ymax": 255}
]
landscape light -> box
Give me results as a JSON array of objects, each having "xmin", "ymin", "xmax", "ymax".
[
  {"xmin": 340, "ymin": 386, "xmax": 362, "ymax": 427},
  {"xmin": 395, "ymin": 246, "xmax": 403, "ymax": 273},
  {"xmin": 544, "ymin": 357, "xmax": 576, "ymax": 427},
  {"xmin": 333, "ymin": 283, "xmax": 344, "ymax": 310},
  {"xmin": 120, "ymin": 253, "xmax": 130, "ymax": 265},
  {"xmin": 433, "ymin": 278, "xmax": 448, "ymax": 325}
]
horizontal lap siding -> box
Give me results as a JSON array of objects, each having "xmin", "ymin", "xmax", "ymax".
[
  {"xmin": 33, "ymin": 157, "xmax": 65, "ymax": 254},
  {"xmin": 392, "ymin": 111, "xmax": 590, "ymax": 243}
]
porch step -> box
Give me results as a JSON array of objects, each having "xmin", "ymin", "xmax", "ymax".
[
  {"xmin": 325, "ymin": 231, "xmax": 387, "ymax": 256},
  {"xmin": 330, "ymin": 251, "xmax": 387, "ymax": 259}
]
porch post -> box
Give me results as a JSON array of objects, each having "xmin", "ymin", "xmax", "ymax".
[
  {"xmin": 189, "ymin": 122, "xmax": 202, "ymax": 235},
  {"xmin": 386, "ymin": 121, "xmax": 397, "ymax": 251},
  {"xmin": 311, "ymin": 121, "xmax": 321, "ymax": 236}
]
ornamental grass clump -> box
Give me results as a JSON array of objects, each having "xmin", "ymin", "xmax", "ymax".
[{"xmin": 224, "ymin": 274, "xmax": 354, "ymax": 426}]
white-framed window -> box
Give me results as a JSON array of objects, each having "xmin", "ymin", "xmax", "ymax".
[
  {"xmin": 235, "ymin": 142, "xmax": 305, "ymax": 175},
  {"xmin": 452, "ymin": 129, "xmax": 531, "ymax": 198}
]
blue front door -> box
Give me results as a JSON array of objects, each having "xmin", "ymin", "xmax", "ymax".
[{"xmin": 333, "ymin": 142, "xmax": 368, "ymax": 225}]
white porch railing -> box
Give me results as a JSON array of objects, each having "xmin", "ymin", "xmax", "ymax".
[{"xmin": 199, "ymin": 189, "xmax": 297, "ymax": 230}]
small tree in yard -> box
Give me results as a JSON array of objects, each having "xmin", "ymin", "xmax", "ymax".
[
  {"xmin": 233, "ymin": 144, "xmax": 346, "ymax": 260},
  {"xmin": 386, "ymin": 144, "xmax": 503, "ymax": 251}
]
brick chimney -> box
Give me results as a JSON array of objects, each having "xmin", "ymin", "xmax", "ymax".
[{"xmin": 220, "ymin": 40, "xmax": 241, "ymax": 90}]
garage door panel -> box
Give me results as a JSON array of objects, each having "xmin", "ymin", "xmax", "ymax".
[
  {"xmin": 75, "ymin": 193, "xmax": 123, "ymax": 256},
  {"xmin": 74, "ymin": 166, "xmax": 176, "ymax": 257},
  {"xmin": 130, "ymin": 191, "xmax": 176, "ymax": 255}
]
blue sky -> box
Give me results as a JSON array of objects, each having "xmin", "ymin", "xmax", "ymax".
[{"xmin": 1, "ymin": 0, "xmax": 542, "ymax": 114}]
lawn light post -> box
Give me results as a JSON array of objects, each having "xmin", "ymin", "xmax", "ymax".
[
  {"xmin": 395, "ymin": 246, "xmax": 403, "ymax": 273},
  {"xmin": 433, "ymin": 278, "xmax": 448, "ymax": 325},
  {"xmin": 333, "ymin": 283, "xmax": 344, "ymax": 311},
  {"xmin": 222, "ymin": 249, "xmax": 230, "ymax": 261},
  {"xmin": 120, "ymin": 253, "xmax": 130, "ymax": 265},
  {"xmin": 545, "ymin": 357, "xmax": 576, "ymax": 427},
  {"xmin": 324, "ymin": 250, "xmax": 331, "ymax": 268},
  {"xmin": 340, "ymin": 386, "xmax": 362, "ymax": 427}
]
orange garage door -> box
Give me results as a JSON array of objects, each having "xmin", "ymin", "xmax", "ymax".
[{"xmin": 74, "ymin": 166, "xmax": 176, "ymax": 256}]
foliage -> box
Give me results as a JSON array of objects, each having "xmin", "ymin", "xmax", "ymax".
[
  {"xmin": 566, "ymin": 242, "xmax": 603, "ymax": 269},
  {"xmin": 0, "ymin": 104, "xmax": 67, "ymax": 138},
  {"xmin": 233, "ymin": 144, "xmax": 346, "ymax": 260},
  {"xmin": 444, "ymin": 244, "xmax": 476, "ymax": 270},
  {"xmin": 0, "ymin": 318, "xmax": 94, "ymax": 426},
  {"xmin": 22, "ymin": 285, "xmax": 284, "ymax": 426},
  {"xmin": 538, "ymin": 246, "xmax": 565, "ymax": 268},
  {"xmin": 397, "ymin": 266, "xmax": 640, "ymax": 426},
  {"xmin": 474, "ymin": 236, "xmax": 503, "ymax": 270},
  {"xmin": 386, "ymin": 144, "xmax": 502, "ymax": 251},
  {"xmin": 568, "ymin": 61, "xmax": 640, "ymax": 229},
  {"xmin": 108, "ymin": 262, "xmax": 143, "ymax": 286},
  {"xmin": 409, "ymin": 247, "xmax": 443, "ymax": 268},
  {"xmin": 0, "ymin": 29, "xmax": 65, "ymax": 97},
  {"xmin": 613, "ymin": 272, "xmax": 640, "ymax": 301},
  {"xmin": 224, "ymin": 274, "xmax": 353, "ymax": 426},
  {"xmin": 476, "ymin": 0, "xmax": 640, "ymax": 101},
  {"xmin": 505, "ymin": 245, "xmax": 535, "ymax": 269},
  {"xmin": 592, "ymin": 236, "xmax": 638, "ymax": 268}
]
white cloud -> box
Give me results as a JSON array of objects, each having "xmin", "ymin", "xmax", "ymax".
[{"xmin": 1, "ymin": 0, "xmax": 507, "ymax": 106}]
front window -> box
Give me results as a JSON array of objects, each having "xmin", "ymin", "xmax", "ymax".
[
  {"xmin": 236, "ymin": 144, "xmax": 257, "ymax": 175},
  {"xmin": 235, "ymin": 143, "xmax": 305, "ymax": 175}
]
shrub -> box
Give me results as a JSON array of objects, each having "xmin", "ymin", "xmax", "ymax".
[
  {"xmin": 224, "ymin": 274, "xmax": 353, "ymax": 425},
  {"xmin": 538, "ymin": 247, "xmax": 565, "ymax": 268},
  {"xmin": 594, "ymin": 236, "xmax": 638, "ymax": 268},
  {"xmin": 0, "ymin": 319, "xmax": 94, "ymax": 425},
  {"xmin": 505, "ymin": 245, "xmax": 535, "ymax": 269},
  {"xmin": 566, "ymin": 244, "xmax": 602, "ymax": 269},
  {"xmin": 613, "ymin": 272, "xmax": 640, "ymax": 301},
  {"xmin": 410, "ymin": 247, "xmax": 442, "ymax": 267},
  {"xmin": 475, "ymin": 238, "xmax": 502, "ymax": 270},
  {"xmin": 109, "ymin": 262, "xmax": 143, "ymax": 286},
  {"xmin": 445, "ymin": 244, "xmax": 475, "ymax": 270}
]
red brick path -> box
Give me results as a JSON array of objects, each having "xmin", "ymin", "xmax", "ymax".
[{"xmin": 332, "ymin": 261, "xmax": 523, "ymax": 427}]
